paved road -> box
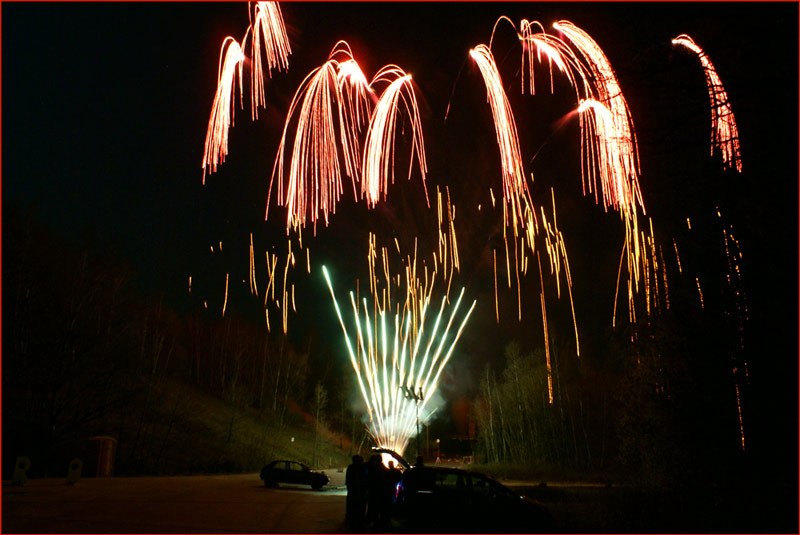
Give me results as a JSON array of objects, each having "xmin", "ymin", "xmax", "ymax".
[{"xmin": 2, "ymin": 470, "xmax": 350, "ymax": 533}]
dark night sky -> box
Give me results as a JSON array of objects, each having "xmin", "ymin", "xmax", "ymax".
[{"xmin": 3, "ymin": 2, "xmax": 798, "ymax": 456}]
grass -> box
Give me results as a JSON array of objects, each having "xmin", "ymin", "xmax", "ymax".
[{"xmin": 102, "ymin": 377, "xmax": 351, "ymax": 476}]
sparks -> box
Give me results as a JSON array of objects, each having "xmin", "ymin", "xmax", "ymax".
[
  {"xmin": 322, "ymin": 247, "xmax": 475, "ymax": 455},
  {"xmin": 202, "ymin": 36, "xmax": 246, "ymax": 183},
  {"xmin": 269, "ymin": 42, "xmax": 373, "ymax": 233},
  {"xmin": 469, "ymin": 44, "xmax": 532, "ymax": 235},
  {"xmin": 249, "ymin": 1, "xmax": 291, "ymax": 120},
  {"xmin": 362, "ymin": 66, "xmax": 429, "ymax": 208},
  {"xmin": 672, "ymin": 34, "xmax": 742, "ymax": 172}
]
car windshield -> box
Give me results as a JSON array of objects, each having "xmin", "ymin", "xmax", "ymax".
[{"xmin": 372, "ymin": 448, "xmax": 409, "ymax": 469}]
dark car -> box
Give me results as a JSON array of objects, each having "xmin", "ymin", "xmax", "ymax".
[
  {"xmin": 259, "ymin": 460, "xmax": 329, "ymax": 490},
  {"xmin": 395, "ymin": 466, "xmax": 553, "ymax": 533},
  {"xmin": 371, "ymin": 447, "xmax": 410, "ymax": 470}
]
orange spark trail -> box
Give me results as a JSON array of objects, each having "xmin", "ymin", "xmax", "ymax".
[
  {"xmin": 672, "ymin": 34, "xmax": 742, "ymax": 172},
  {"xmin": 553, "ymin": 21, "xmax": 643, "ymax": 213},
  {"xmin": 362, "ymin": 66, "xmax": 429, "ymax": 208},
  {"xmin": 536, "ymin": 251, "xmax": 553, "ymax": 404},
  {"xmin": 249, "ymin": 1, "xmax": 291, "ymax": 120},
  {"xmin": 519, "ymin": 20, "xmax": 653, "ymax": 325},
  {"xmin": 202, "ymin": 37, "xmax": 246, "ymax": 183},
  {"xmin": 469, "ymin": 44, "xmax": 532, "ymax": 235},
  {"xmin": 269, "ymin": 42, "xmax": 373, "ymax": 233}
]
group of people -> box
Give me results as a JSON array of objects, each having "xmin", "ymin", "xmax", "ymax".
[{"xmin": 344, "ymin": 454, "xmax": 403, "ymax": 532}]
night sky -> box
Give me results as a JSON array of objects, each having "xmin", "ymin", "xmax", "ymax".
[{"xmin": 3, "ymin": 2, "xmax": 798, "ymax": 470}]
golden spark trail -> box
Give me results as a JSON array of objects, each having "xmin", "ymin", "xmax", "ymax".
[
  {"xmin": 695, "ymin": 277, "xmax": 705, "ymax": 309},
  {"xmin": 537, "ymin": 251, "xmax": 553, "ymax": 404},
  {"xmin": 222, "ymin": 272, "xmax": 230, "ymax": 317},
  {"xmin": 249, "ymin": 233, "xmax": 258, "ymax": 296},
  {"xmin": 673, "ymin": 238, "xmax": 683, "ymax": 274},
  {"xmin": 672, "ymin": 34, "xmax": 742, "ymax": 172}
]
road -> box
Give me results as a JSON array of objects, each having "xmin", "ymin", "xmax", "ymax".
[{"xmin": 2, "ymin": 470, "xmax": 350, "ymax": 533}]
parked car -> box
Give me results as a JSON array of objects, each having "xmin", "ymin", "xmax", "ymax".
[
  {"xmin": 259, "ymin": 460, "xmax": 329, "ymax": 490},
  {"xmin": 395, "ymin": 466, "xmax": 553, "ymax": 533}
]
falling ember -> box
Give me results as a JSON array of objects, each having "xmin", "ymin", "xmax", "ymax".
[
  {"xmin": 735, "ymin": 382, "xmax": 745, "ymax": 450},
  {"xmin": 249, "ymin": 1, "xmax": 291, "ymax": 120},
  {"xmin": 660, "ymin": 246, "xmax": 670, "ymax": 309},
  {"xmin": 672, "ymin": 34, "xmax": 742, "ymax": 172},
  {"xmin": 202, "ymin": 36, "xmax": 246, "ymax": 183},
  {"xmin": 536, "ymin": 251, "xmax": 553, "ymax": 405},
  {"xmin": 673, "ymin": 238, "xmax": 683, "ymax": 274},
  {"xmin": 695, "ymin": 276, "xmax": 705, "ymax": 309},
  {"xmin": 222, "ymin": 272, "xmax": 230, "ymax": 317},
  {"xmin": 362, "ymin": 66, "xmax": 429, "ymax": 208},
  {"xmin": 249, "ymin": 233, "xmax": 258, "ymax": 296}
]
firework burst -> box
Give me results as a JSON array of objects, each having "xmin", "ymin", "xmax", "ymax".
[
  {"xmin": 469, "ymin": 44, "xmax": 532, "ymax": 235},
  {"xmin": 203, "ymin": 2, "xmax": 291, "ymax": 182},
  {"xmin": 672, "ymin": 34, "xmax": 742, "ymax": 172},
  {"xmin": 202, "ymin": 36, "xmax": 246, "ymax": 184},
  {"xmin": 249, "ymin": 1, "xmax": 291, "ymax": 120},
  {"xmin": 362, "ymin": 66, "xmax": 429, "ymax": 208},
  {"xmin": 268, "ymin": 42, "xmax": 373, "ymax": 233}
]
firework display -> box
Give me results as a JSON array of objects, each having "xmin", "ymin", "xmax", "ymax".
[
  {"xmin": 203, "ymin": 2, "xmax": 290, "ymax": 183},
  {"xmin": 196, "ymin": 3, "xmax": 752, "ymax": 454}
]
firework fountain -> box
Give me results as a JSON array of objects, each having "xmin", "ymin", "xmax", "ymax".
[{"xmin": 321, "ymin": 235, "xmax": 476, "ymax": 455}]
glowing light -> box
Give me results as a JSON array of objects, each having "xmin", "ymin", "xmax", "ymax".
[
  {"xmin": 249, "ymin": 233, "xmax": 258, "ymax": 296},
  {"xmin": 672, "ymin": 34, "xmax": 742, "ymax": 172}
]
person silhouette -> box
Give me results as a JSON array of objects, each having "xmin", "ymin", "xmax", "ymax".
[{"xmin": 345, "ymin": 455, "xmax": 367, "ymax": 531}]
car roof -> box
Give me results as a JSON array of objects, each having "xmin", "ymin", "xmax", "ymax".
[
  {"xmin": 407, "ymin": 466, "xmax": 506, "ymax": 485},
  {"xmin": 371, "ymin": 447, "xmax": 410, "ymax": 469}
]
